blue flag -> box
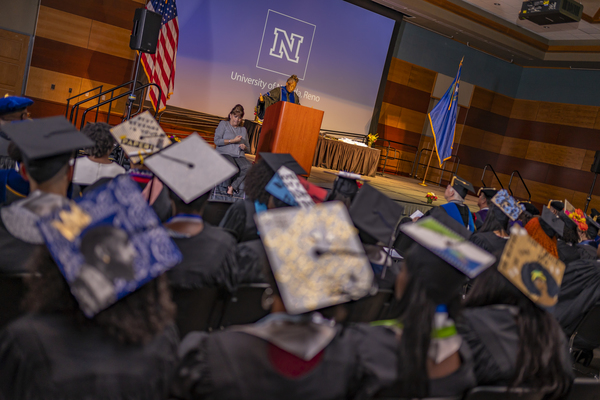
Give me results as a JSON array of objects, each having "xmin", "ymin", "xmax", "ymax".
[{"xmin": 429, "ymin": 59, "xmax": 462, "ymax": 168}]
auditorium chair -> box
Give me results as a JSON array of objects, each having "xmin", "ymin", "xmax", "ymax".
[
  {"xmin": 170, "ymin": 287, "xmax": 221, "ymax": 337},
  {"xmin": 566, "ymin": 378, "xmax": 600, "ymax": 399},
  {"xmin": 344, "ymin": 289, "xmax": 394, "ymax": 323},
  {"xmin": 216, "ymin": 283, "xmax": 271, "ymax": 329},
  {"xmin": 0, "ymin": 273, "xmax": 29, "ymax": 329},
  {"xmin": 569, "ymin": 304, "xmax": 600, "ymax": 377},
  {"xmin": 461, "ymin": 386, "xmax": 544, "ymax": 400}
]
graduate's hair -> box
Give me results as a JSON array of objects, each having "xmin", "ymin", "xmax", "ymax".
[
  {"xmin": 560, "ymin": 223, "xmax": 579, "ymax": 245},
  {"xmin": 244, "ymin": 158, "xmax": 275, "ymax": 205},
  {"xmin": 395, "ymin": 244, "xmax": 465, "ymax": 398},
  {"xmin": 23, "ymin": 246, "xmax": 176, "ymax": 345},
  {"xmin": 478, "ymin": 204, "xmax": 509, "ymax": 234},
  {"xmin": 226, "ymin": 104, "xmax": 245, "ymax": 126},
  {"xmin": 464, "ymin": 266, "xmax": 572, "ymax": 399},
  {"xmin": 82, "ymin": 122, "xmax": 116, "ymax": 158},
  {"xmin": 168, "ymin": 188, "xmax": 210, "ymax": 216},
  {"xmin": 287, "ymin": 74, "xmax": 299, "ymax": 84}
]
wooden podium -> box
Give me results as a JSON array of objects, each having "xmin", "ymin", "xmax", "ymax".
[{"xmin": 256, "ymin": 101, "xmax": 324, "ymax": 175}]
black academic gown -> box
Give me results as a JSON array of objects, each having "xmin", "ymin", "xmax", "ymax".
[
  {"xmin": 0, "ymin": 214, "xmax": 36, "ymax": 274},
  {"xmin": 553, "ymin": 259, "xmax": 600, "ymax": 350},
  {"xmin": 576, "ymin": 243, "xmax": 597, "ymax": 261},
  {"xmin": 0, "ymin": 314, "xmax": 179, "ymax": 400},
  {"xmin": 469, "ymin": 231, "xmax": 508, "ymax": 255},
  {"xmin": 167, "ymin": 224, "xmax": 239, "ymax": 291},
  {"xmin": 557, "ymin": 240, "xmax": 582, "ymax": 264},
  {"xmin": 218, "ymin": 199, "xmax": 259, "ymax": 243},
  {"xmin": 235, "ymin": 239, "xmax": 269, "ymax": 284},
  {"xmin": 457, "ymin": 306, "xmax": 573, "ymax": 387}
]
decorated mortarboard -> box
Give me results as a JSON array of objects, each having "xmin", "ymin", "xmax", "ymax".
[
  {"xmin": 259, "ymin": 152, "xmax": 307, "ymax": 175},
  {"xmin": 400, "ymin": 217, "xmax": 495, "ymax": 279},
  {"xmin": 541, "ymin": 206, "xmax": 564, "ymax": 237},
  {"xmin": 519, "ymin": 201, "xmax": 540, "ymax": 216},
  {"xmin": 547, "ymin": 200, "xmax": 564, "ymax": 212},
  {"xmin": 110, "ymin": 111, "xmax": 171, "ymax": 164},
  {"xmin": 477, "ymin": 187, "xmax": 498, "ymax": 199},
  {"xmin": 564, "ymin": 208, "xmax": 588, "ymax": 232},
  {"xmin": 143, "ymin": 133, "xmax": 237, "ymax": 203},
  {"xmin": 558, "ymin": 210, "xmax": 578, "ymax": 231},
  {"xmin": 0, "ymin": 96, "xmax": 33, "ymax": 115},
  {"xmin": 255, "ymin": 201, "xmax": 374, "ymax": 314},
  {"xmin": 563, "ymin": 199, "xmax": 575, "ymax": 214},
  {"xmin": 1, "ymin": 116, "xmax": 93, "ymax": 161},
  {"xmin": 265, "ymin": 166, "xmax": 315, "ymax": 208},
  {"xmin": 450, "ymin": 175, "xmax": 475, "ymax": 199},
  {"xmin": 349, "ymin": 183, "xmax": 405, "ymax": 245},
  {"xmin": 491, "ymin": 189, "xmax": 525, "ymax": 221},
  {"xmin": 37, "ymin": 174, "xmax": 182, "ymax": 317},
  {"xmin": 297, "ymin": 175, "xmax": 328, "ymax": 203},
  {"xmin": 499, "ymin": 225, "xmax": 566, "ymax": 309},
  {"xmin": 586, "ymin": 215, "xmax": 600, "ymax": 237}
]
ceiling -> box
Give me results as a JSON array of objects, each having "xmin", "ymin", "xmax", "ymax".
[{"xmin": 373, "ymin": 0, "xmax": 600, "ymax": 68}]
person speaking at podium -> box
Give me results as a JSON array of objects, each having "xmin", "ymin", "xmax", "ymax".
[{"xmin": 256, "ymin": 74, "xmax": 300, "ymax": 120}]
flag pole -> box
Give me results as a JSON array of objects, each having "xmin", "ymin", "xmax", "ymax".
[{"xmin": 419, "ymin": 144, "xmax": 436, "ymax": 187}]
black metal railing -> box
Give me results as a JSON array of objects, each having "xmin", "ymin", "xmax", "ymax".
[
  {"xmin": 412, "ymin": 148, "xmax": 460, "ymax": 186},
  {"xmin": 481, "ymin": 164, "xmax": 505, "ymax": 189},
  {"xmin": 508, "ymin": 170, "xmax": 531, "ymax": 202},
  {"xmin": 373, "ymin": 139, "xmax": 418, "ymax": 177},
  {"xmin": 65, "ymin": 84, "xmax": 103, "ymax": 123}
]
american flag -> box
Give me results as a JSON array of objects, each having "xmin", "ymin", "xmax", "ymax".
[{"xmin": 140, "ymin": 0, "xmax": 178, "ymax": 112}]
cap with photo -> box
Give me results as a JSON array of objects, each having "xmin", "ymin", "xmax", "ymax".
[
  {"xmin": 255, "ymin": 201, "xmax": 374, "ymax": 314},
  {"xmin": 499, "ymin": 226, "xmax": 566, "ymax": 309},
  {"xmin": 143, "ymin": 133, "xmax": 237, "ymax": 203},
  {"xmin": 349, "ymin": 183, "xmax": 405, "ymax": 245},
  {"xmin": 477, "ymin": 187, "xmax": 498, "ymax": 199},
  {"xmin": 2, "ymin": 116, "xmax": 94, "ymax": 183},
  {"xmin": 491, "ymin": 189, "xmax": 525, "ymax": 221},
  {"xmin": 110, "ymin": 111, "xmax": 171, "ymax": 164},
  {"xmin": 259, "ymin": 152, "xmax": 307, "ymax": 176},
  {"xmin": 450, "ymin": 176, "xmax": 475, "ymax": 199},
  {"xmin": 400, "ymin": 217, "xmax": 495, "ymax": 279},
  {"xmin": 37, "ymin": 174, "xmax": 182, "ymax": 317},
  {"xmin": 540, "ymin": 206, "xmax": 565, "ymax": 238}
]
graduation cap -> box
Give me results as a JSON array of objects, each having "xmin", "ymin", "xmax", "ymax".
[
  {"xmin": 520, "ymin": 201, "xmax": 540, "ymax": 216},
  {"xmin": 591, "ymin": 208, "xmax": 600, "ymax": 220},
  {"xmin": 110, "ymin": 111, "xmax": 171, "ymax": 164},
  {"xmin": 547, "ymin": 200, "xmax": 564, "ymax": 212},
  {"xmin": 255, "ymin": 201, "xmax": 374, "ymax": 314},
  {"xmin": 143, "ymin": 133, "xmax": 237, "ymax": 204},
  {"xmin": 37, "ymin": 174, "xmax": 182, "ymax": 317},
  {"xmin": 0, "ymin": 96, "xmax": 33, "ymax": 115},
  {"xmin": 499, "ymin": 226, "xmax": 566, "ymax": 309},
  {"xmin": 563, "ymin": 209, "xmax": 588, "ymax": 232},
  {"xmin": 450, "ymin": 175, "xmax": 475, "ymax": 199},
  {"xmin": 558, "ymin": 210, "xmax": 578, "ymax": 231},
  {"xmin": 563, "ymin": 199, "xmax": 575, "ymax": 213},
  {"xmin": 2, "ymin": 116, "xmax": 94, "ymax": 183},
  {"xmin": 260, "ymin": 152, "xmax": 306, "ymax": 175},
  {"xmin": 324, "ymin": 170, "xmax": 369, "ymax": 182},
  {"xmin": 540, "ymin": 206, "xmax": 564, "ymax": 238},
  {"xmin": 400, "ymin": 217, "xmax": 495, "ymax": 279},
  {"xmin": 491, "ymin": 189, "xmax": 524, "ymax": 221},
  {"xmin": 349, "ymin": 183, "xmax": 405, "ymax": 245},
  {"xmin": 477, "ymin": 187, "xmax": 498, "ymax": 199},
  {"xmin": 265, "ymin": 166, "xmax": 320, "ymax": 208},
  {"xmin": 586, "ymin": 215, "xmax": 600, "ymax": 238}
]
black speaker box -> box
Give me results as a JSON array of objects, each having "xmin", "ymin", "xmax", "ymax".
[
  {"xmin": 592, "ymin": 151, "xmax": 600, "ymax": 174},
  {"xmin": 129, "ymin": 8, "xmax": 162, "ymax": 54}
]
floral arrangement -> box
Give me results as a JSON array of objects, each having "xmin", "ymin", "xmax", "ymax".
[
  {"xmin": 425, "ymin": 192, "xmax": 438, "ymax": 201},
  {"xmin": 565, "ymin": 209, "xmax": 588, "ymax": 231},
  {"xmin": 367, "ymin": 133, "xmax": 378, "ymax": 147}
]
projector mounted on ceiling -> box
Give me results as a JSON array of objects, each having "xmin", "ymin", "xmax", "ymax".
[{"xmin": 519, "ymin": 0, "xmax": 583, "ymax": 25}]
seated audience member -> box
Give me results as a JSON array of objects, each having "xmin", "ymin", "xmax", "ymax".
[
  {"xmin": 548, "ymin": 200, "xmax": 564, "ymax": 216},
  {"xmin": 557, "ymin": 209, "xmax": 590, "ymax": 263},
  {"xmin": 577, "ymin": 215, "xmax": 600, "ymax": 259},
  {"xmin": 459, "ymin": 235, "xmax": 573, "ymax": 398},
  {"xmin": 512, "ymin": 201, "xmax": 539, "ymax": 229},
  {"xmin": 0, "ymin": 117, "xmax": 93, "ymax": 274},
  {"xmin": 172, "ymin": 202, "xmax": 382, "ymax": 399},
  {"xmin": 213, "ymin": 104, "xmax": 251, "ymax": 196},
  {"xmin": 325, "ymin": 171, "xmax": 362, "ymax": 208},
  {"xmin": 72, "ymin": 122, "xmax": 125, "ymax": 187},
  {"xmin": 524, "ymin": 207, "xmax": 564, "ymax": 259},
  {"xmin": 0, "ymin": 142, "xmax": 29, "ymax": 204},
  {"xmin": 0, "ymin": 96, "xmax": 33, "ymax": 170},
  {"xmin": 474, "ymin": 188, "xmax": 497, "ymax": 229},
  {"xmin": 126, "ymin": 165, "xmax": 172, "ymax": 222},
  {"xmin": 425, "ymin": 175, "xmax": 475, "ymax": 231},
  {"xmin": 219, "ymin": 153, "xmax": 306, "ymax": 242}
]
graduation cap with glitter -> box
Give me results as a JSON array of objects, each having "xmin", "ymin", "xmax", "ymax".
[
  {"xmin": 491, "ymin": 189, "xmax": 525, "ymax": 221},
  {"xmin": 255, "ymin": 201, "xmax": 374, "ymax": 315},
  {"xmin": 2, "ymin": 116, "xmax": 94, "ymax": 183},
  {"xmin": 265, "ymin": 166, "xmax": 327, "ymax": 207},
  {"xmin": 349, "ymin": 183, "xmax": 405, "ymax": 245},
  {"xmin": 499, "ymin": 225, "xmax": 566, "ymax": 309},
  {"xmin": 110, "ymin": 111, "xmax": 171, "ymax": 164},
  {"xmin": 450, "ymin": 175, "xmax": 475, "ymax": 199},
  {"xmin": 37, "ymin": 174, "xmax": 182, "ymax": 317},
  {"xmin": 143, "ymin": 133, "xmax": 238, "ymax": 203},
  {"xmin": 400, "ymin": 217, "xmax": 495, "ymax": 279}
]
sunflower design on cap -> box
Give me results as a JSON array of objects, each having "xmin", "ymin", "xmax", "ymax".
[{"xmin": 565, "ymin": 209, "xmax": 588, "ymax": 232}]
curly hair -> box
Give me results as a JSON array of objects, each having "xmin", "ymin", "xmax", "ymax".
[
  {"xmin": 82, "ymin": 122, "xmax": 116, "ymax": 158},
  {"xmin": 243, "ymin": 158, "xmax": 275, "ymax": 205},
  {"xmin": 23, "ymin": 246, "xmax": 176, "ymax": 345}
]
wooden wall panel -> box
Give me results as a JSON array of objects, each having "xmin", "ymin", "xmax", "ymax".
[
  {"xmin": 0, "ymin": 29, "xmax": 29, "ymax": 96},
  {"xmin": 382, "ymin": 81, "xmax": 431, "ymax": 113},
  {"xmin": 470, "ymin": 87, "xmax": 494, "ymax": 112},
  {"xmin": 40, "ymin": 0, "xmax": 140, "ymax": 31},
  {"xmin": 397, "ymin": 108, "xmax": 427, "ymax": 133},
  {"xmin": 26, "ymin": 67, "xmax": 82, "ymax": 103},
  {"xmin": 88, "ymin": 21, "xmax": 136, "ymax": 60},
  {"xmin": 379, "ymin": 102, "xmax": 401, "ymax": 128},
  {"xmin": 525, "ymin": 142, "xmax": 587, "ymax": 170},
  {"xmin": 500, "ymin": 136, "xmax": 529, "ymax": 159},
  {"xmin": 480, "ymin": 132, "xmax": 504, "ymax": 153},
  {"xmin": 581, "ymin": 150, "xmax": 596, "ymax": 172},
  {"xmin": 459, "ymin": 125, "xmax": 485, "ymax": 149},
  {"xmin": 510, "ymin": 99, "xmax": 539, "ymax": 120},
  {"xmin": 559, "ymin": 104, "xmax": 598, "ymax": 129},
  {"xmin": 534, "ymin": 102, "xmax": 566, "ymax": 125},
  {"xmin": 490, "ymin": 93, "xmax": 514, "ymax": 118},
  {"xmin": 407, "ymin": 65, "xmax": 436, "ymax": 93},
  {"xmin": 36, "ymin": 6, "xmax": 91, "ymax": 48},
  {"xmin": 387, "ymin": 58, "xmax": 411, "ymax": 86},
  {"xmin": 80, "ymin": 79, "xmax": 129, "ymax": 113}
]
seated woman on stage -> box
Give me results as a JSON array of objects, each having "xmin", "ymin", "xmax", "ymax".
[{"xmin": 214, "ymin": 105, "xmax": 251, "ymax": 195}]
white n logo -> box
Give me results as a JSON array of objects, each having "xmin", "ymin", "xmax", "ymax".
[{"xmin": 269, "ymin": 28, "xmax": 304, "ymax": 63}]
